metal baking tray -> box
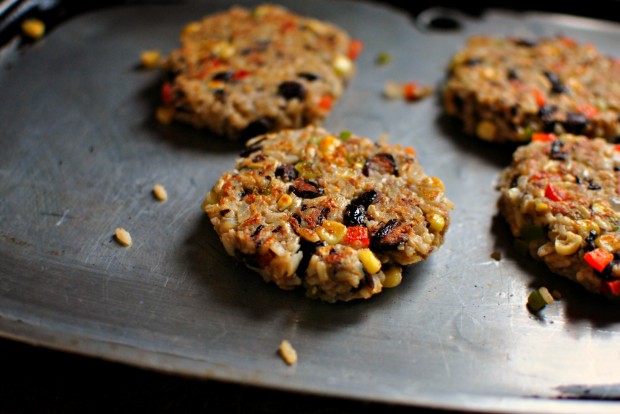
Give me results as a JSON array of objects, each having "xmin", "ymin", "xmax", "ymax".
[{"xmin": 2, "ymin": 1, "xmax": 620, "ymax": 412}]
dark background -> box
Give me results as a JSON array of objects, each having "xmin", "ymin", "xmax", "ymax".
[{"xmin": 2, "ymin": 1, "xmax": 620, "ymax": 413}]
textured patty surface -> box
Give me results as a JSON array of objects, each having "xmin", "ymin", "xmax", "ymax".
[
  {"xmin": 202, "ymin": 126, "xmax": 454, "ymax": 302},
  {"xmin": 497, "ymin": 133, "xmax": 620, "ymax": 298},
  {"xmin": 443, "ymin": 35, "xmax": 620, "ymax": 144},
  {"xmin": 159, "ymin": 4, "xmax": 358, "ymax": 140}
]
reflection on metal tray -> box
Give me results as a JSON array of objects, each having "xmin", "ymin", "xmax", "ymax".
[{"xmin": 1, "ymin": 1, "xmax": 620, "ymax": 413}]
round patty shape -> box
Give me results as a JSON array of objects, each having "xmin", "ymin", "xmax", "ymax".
[
  {"xmin": 159, "ymin": 4, "xmax": 359, "ymax": 140},
  {"xmin": 202, "ymin": 126, "xmax": 454, "ymax": 302},
  {"xmin": 497, "ymin": 133, "xmax": 620, "ymax": 298},
  {"xmin": 443, "ymin": 35, "xmax": 620, "ymax": 144}
]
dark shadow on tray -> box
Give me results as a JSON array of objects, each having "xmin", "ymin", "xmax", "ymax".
[
  {"xmin": 135, "ymin": 71, "xmax": 248, "ymax": 155},
  {"xmin": 180, "ymin": 214, "xmax": 426, "ymax": 332},
  {"xmin": 432, "ymin": 88, "xmax": 517, "ymax": 169},
  {"xmin": 491, "ymin": 209, "xmax": 620, "ymax": 327}
]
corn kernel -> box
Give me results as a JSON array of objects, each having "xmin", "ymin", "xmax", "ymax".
[
  {"xmin": 318, "ymin": 135, "xmax": 341, "ymax": 154},
  {"xmin": 476, "ymin": 120, "xmax": 496, "ymax": 141},
  {"xmin": 333, "ymin": 55, "xmax": 353, "ymax": 77},
  {"xmin": 277, "ymin": 194, "xmax": 293, "ymax": 211},
  {"xmin": 358, "ymin": 249, "xmax": 381, "ymax": 274},
  {"xmin": 316, "ymin": 220, "xmax": 346, "ymax": 245},
  {"xmin": 156, "ymin": 106, "xmax": 175, "ymax": 124},
  {"xmin": 297, "ymin": 228, "xmax": 320, "ymax": 243},
  {"xmin": 183, "ymin": 22, "xmax": 201, "ymax": 35},
  {"xmin": 140, "ymin": 50, "xmax": 161, "ymax": 69},
  {"xmin": 534, "ymin": 202, "xmax": 549, "ymax": 213},
  {"xmin": 383, "ymin": 266, "xmax": 402, "ymax": 288},
  {"xmin": 428, "ymin": 213, "xmax": 445, "ymax": 232},
  {"xmin": 21, "ymin": 18, "xmax": 45, "ymax": 39},
  {"xmin": 554, "ymin": 231, "xmax": 582, "ymax": 256},
  {"xmin": 212, "ymin": 41, "xmax": 235, "ymax": 59}
]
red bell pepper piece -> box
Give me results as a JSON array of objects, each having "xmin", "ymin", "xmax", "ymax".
[
  {"xmin": 602, "ymin": 279, "xmax": 620, "ymax": 296},
  {"xmin": 347, "ymin": 39, "xmax": 364, "ymax": 60},
  {"xmin": 533, "ymin": 88, "xmax": 546, "ymax": 107},
  {"xmin": 232, "ymin": 70, "xmax": 250, "ymax": 80},
  {"xmin": 161, "ymin": 82, "xmax": 173, "ymax": 105},
  {"xmin": 532, "ymin": 132, "xmax": 557, "ymax": 142},
  {"xmin": 319, "ymin": 94, "xmax": 332, "ymax": 111},
  {"xmin": 584, "ymin": 248, "xmax": 614, "ymax": 273},
  {"xmin": 344, "ymin": 226, "xmax": 370, "ymax": 248},
  {"xmin": 544, "ymin": 183, "xmax": 566, "ymax": 201},
  {"xmin": 403, "ymin": 82, "xmax": 418, "ymax": 101}
]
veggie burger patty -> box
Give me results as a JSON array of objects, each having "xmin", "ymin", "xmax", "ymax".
[
  {"xmin": 443, "ymin": 35, "xmax": 620, "ymax": 144},
  {"xmin": 497, "ymin": 132, "xmax": 620, "ymax": 298},
  {"xmin": 202, "ymin": 125, "xmax": 454, "ymax": 302},
  {"xmin": 158, "ymin": 3, "xmax": 360, "ymax": 140}
]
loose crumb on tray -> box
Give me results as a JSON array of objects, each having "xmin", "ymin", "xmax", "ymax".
[
  {"xmin": 153, "ymin": 183, "xmax": 168, "ymax": 202},
  {"xmin": 115, "ymin": 227, "xmax": 132, "ymax": 247},
  {"xmin": 383, "ymin": 81, "xmax": 433, "ymax": 102},
  {"xmin": 21, "ymin": 18, "xmax": 45, "ymax": 40},
  {"xmin": 278, "ymin": 340, "xmax": 297, "ymax": 366},
  {"xmin": 140, "ymin": 50, "xmax": 162, "ymax": 69}
]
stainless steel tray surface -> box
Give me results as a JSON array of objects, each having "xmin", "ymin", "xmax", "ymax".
[{"xmin": 2, "ymin": 1, "xmax": 620, "ymax": 412}]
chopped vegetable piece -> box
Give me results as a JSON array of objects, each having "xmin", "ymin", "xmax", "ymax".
[
  {"xmin": 339, "ymin": 130, "xmax": 352, "ymax": 141},
  {"xmin": 318, "ymin": 94, "xmax": 332, "ymax": 111},
  {"xmin": 232, "ymin": 70, "xmax": 250, "ymax": 80},
  {"xmin": 21, "ymin": 18, "xmax": 45, "ymax": 39},
  {"xmin": 584, "ymin": 248, "xmax": 614, "ymax": 272},
  {"xmin": 344, "ymin": 226, "xmax": 370, "ymax": 248},
  {"xmin": 527, "ymin": 289, "xmax": 546, "ymax": 312},
  {"xmin": 533, "ymin": 88, "xmax": 546, "ymax": 107},
  {"xmin": 601, "ymin": 280, "xmax": 620, "ymax": 296},
  {"xmin": 358, "ymin": 248, "xmax": 381, "ymax": 274},
  {"xmin": 532, "ymin": 132, "xmax": 557, "ymax": 142},
  {"xmin": 140, "ymin": 50, "xmax": 161, "ymax": 69},
  {"xmin": 161, "ymin": 83, "xmax": 173, "ymax": 105},
  {"xmin": 383, "ymin": 266, "xmax": 402, "ymax": 288},
  {"xmin": 375, "ymin": 52, "xmax": 392, "ymax": 65},
  {"xmin": 347, "ymin": 39, "xmax": 364, "ymax": 60},
  {"xmin": 538, "ymin": 287, "xmax": 555, "ymax": 304},
  {"xmin": 403, "ymin": 83, "xmax": 418, "ymax": 101},
  {"xmin": 544, "ymin": 183, "xmax": 566, "ymax": 201}
]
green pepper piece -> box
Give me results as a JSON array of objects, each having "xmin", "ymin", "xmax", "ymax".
[{"xmin": 527, "ymin": 290, "xmax": 546, "ymax": 312}]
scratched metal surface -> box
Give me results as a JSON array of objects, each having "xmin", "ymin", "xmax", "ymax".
[{"xmin": 1, "ymin": 1, "xmax": 620, "ymax": 412}]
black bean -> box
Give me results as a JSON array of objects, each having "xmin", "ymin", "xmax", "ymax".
[
  {"xmin": 585, "ymin": 230, "xmax": 598, "ymax": 252},
  {"xmin": 212, "ymin": 70, "xmax": 235, "ymax": 82},
  {"xmin": 213, "ymin": 89, "xmax": 227, "ymax": 102},
  {"xmin": 564, "ymin": 112, "xmax": 589, "ymax": 135},
  {"xmin": 343, "ymin": 204, "xmax": 366, "ymax": 227},
  {"xmin": 298, "ymin": 72, "xmax": 320, "ymax": 81},
  {"xmin": 453, "ymin": 94, "xmax": 464, "ymax": 112},
  {"xmin": 510, "ymin": 175, "xmax": 520, "ymax": 188},
  {"xmin": 278, "ymin": 81, "xmax": 306, "ymax": 100},
  {"xmin": 275, "ymin": 163, "xmax": 298, "ymax": 182},
  {"xmin": 351, "ymin": 190, "xmax": 378, "ymax": 208},
  {"xmin": 296, "ymin": 239, "xmax": 325, "ymax": 276},
  {"xmin": 543, "ymin": 71, "xmax": 569, "ymax": 94},
  {"xmin": 507, "ymin": 68, "xmax": 519, "ymax": 81},
  {"xmin": 538, "ymin": 104, "xmax": 558, "ymax": 132},
  {"xmin": 240, "ymin": 118, "xmax": 273, "ymax": 141},
  {"xmin": 363, "ymin": 153, "xmax": 398, "ymax": 177},
  {"xmin": 550, "ymin": 139, "xmax": 567, "ymax": 161},
  {"xmin": 371, "ymin": 219, "xmax": 407, "ymax": 251},
  {"xmin": 251, "ymin": 225, "xmax": 264, "ymax": 238},
  {"xmin": 289, "ymin": 178, "xmax": 324, "ymax": 198},
  {"xmin": 515, "ymin": 38, "xmax": 537, "ymax": 47},
  {"xmin": 464, "ymin": 58, "xmax": 482, "ymax": 66},
  {"xmin": 600, "ymin": 254, "xmax": 620, "ymax": 280},
  {"xmin": 239, "ymin": 144, "xmax": 263, "ymax": 157}
]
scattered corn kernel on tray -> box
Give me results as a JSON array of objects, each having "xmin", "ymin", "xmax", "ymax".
[{"xmin": 2, "ymin": 0, "xmax": 620, "ymax": 412}]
